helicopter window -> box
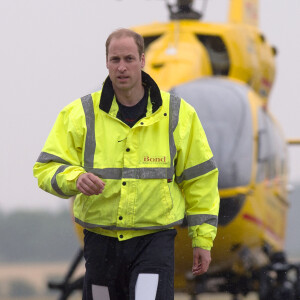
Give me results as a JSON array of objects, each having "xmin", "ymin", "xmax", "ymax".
[
  {"xmin": 218, "ymin": 195, "xmax": 246, "ymax": 226},
  {"xmin": 195, "ymin": 35, "xmax": 230, "ymax": 76},
  {"xmin": 259, "ymin": 33, "xmax": 265, "ymax": 43},
  {"xmin": 256, "ymin": 108, "xmax": 287, "ymax": 182},
  {"xmin": 143, "ymin": 35, "xmax": 162, "ymax": 51},
  {"xmin": 171, "ymin": 77, "xmax": 253, "ymax": 189}
]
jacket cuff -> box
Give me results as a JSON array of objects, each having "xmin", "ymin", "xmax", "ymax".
[
  {"xmin": 192, "ymin": 236, "xmax": 213, "ymax": 250},
  {"xmin": 58, "ymin": 167, "xmax": 86, "ymax": 195}
]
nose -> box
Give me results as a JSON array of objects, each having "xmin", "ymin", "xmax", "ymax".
[{"xmin": 118, "ymin": 63, "xmax": 126, "ymax": 73}]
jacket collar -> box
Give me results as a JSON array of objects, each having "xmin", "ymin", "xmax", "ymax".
[{"xmin": 99, "ymin": 71, "xmax": 162, "ymax": 114}]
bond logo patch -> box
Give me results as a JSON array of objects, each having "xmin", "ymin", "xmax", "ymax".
[{"xmin": 144, "ymin": 156, "xmax": 167, "ymax": 164}]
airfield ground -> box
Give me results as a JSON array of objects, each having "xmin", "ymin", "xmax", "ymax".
[
  {"xmin": 0, "ymin": 294, "xmax": 258, "ymax": 300},
  {"xmin": 0, "ymin": 293, "xmax": 258, "ymax": 300},
  {"xmin": 0, "ymin": 262, "xmax": 258, "ymax": 300}
]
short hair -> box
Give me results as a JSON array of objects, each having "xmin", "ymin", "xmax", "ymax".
[{"xmin": 105, "ymin": 28, "xmax": 144, "ymax": 59}]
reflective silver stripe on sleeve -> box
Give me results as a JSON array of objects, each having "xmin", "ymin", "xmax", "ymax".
[
  {"xmin": 37, "ymin": 152, "xmax": 71, "ymax": 165},
  {"xmin": 51, "ymin": 165, "xmax": 73, "ymax": 197},
  {"xmin": 176, "ymin": 157, "xmax": 217, "ymax": 184},
  {"xmin": 74, "ymin": 217, "xmax": 184, "ymax": 230},
  {"xmin": 168, "ymin": 94, "xmax": 181, "ymax": 180},
  {"xmin": 81, "ymin": 95, "xmax": 96, "ymax": 169},
  {"xmin": 187, "ymin": 214, "xmax": 218, "ymax": 227}
]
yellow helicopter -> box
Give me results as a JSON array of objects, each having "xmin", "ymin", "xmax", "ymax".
[{"xmin": 49, "ymin": 0, "xmax": 300, "ymax": 299}]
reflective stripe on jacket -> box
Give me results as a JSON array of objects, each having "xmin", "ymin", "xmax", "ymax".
[{"xmin": 33, "ymin": 72, "xmax": 219, "ymax": 249}]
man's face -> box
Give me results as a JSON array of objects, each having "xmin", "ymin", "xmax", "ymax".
[{"xmin": 106, "ymin": 36, "xmax": 145, "ymax": 93}]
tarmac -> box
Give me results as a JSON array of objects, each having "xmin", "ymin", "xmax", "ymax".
[{"xmin": 174, "ymin": 292, "xmax": 258, "ymax": 299}]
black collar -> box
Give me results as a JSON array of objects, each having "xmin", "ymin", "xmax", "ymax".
[{"xmin": 99, "ymin": 71, "xmax": 162, "ymax": 114}]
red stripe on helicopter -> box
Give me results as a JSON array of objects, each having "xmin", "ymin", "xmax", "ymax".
[
  {"xmin": 261, "ymin": 77, "xmax": 271, "ymax": 88},
  {"xmin": 242, "ymin": 213, "xmax": 283, "ymax": 243}
]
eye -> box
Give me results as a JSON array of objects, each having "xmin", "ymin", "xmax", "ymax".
[{"xmin": 110, "ymin": 57, "xmax": 119, "ymax": 63}]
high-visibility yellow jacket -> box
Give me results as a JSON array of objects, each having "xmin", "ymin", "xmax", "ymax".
[{"xmin": 33, "ymin": 72, "xmax": 219, "ymax": 250}]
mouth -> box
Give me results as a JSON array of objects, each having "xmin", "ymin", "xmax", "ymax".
[{"xmin": 117, "ymin": 75, "xmax": 129, "ymax": 81}]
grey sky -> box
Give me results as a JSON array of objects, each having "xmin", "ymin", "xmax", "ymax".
[{"xmin": 1, "ymin": 0, "xmax": 299, "ymax": 212}]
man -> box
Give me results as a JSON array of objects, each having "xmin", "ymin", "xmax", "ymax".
[{"xmin": 33, "ymin": 28, "xmax": 219, "ymax": 300}]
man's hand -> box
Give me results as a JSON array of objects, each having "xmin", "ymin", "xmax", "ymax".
[
  {"xmin": 76, "ymin": 173, "xmax": 105, "ymax": 196},
  {"xmin": 192, "ymin": 247, "xmax": 211, "ymax": 276}
]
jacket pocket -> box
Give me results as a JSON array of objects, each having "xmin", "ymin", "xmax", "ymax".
[{"xmin": 162, "ymin": 180, "xmax": 174, "ymax": 212}]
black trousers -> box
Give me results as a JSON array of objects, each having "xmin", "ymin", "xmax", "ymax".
[{"xmin": 82, "ymin": 229, "xmax": 177, "ymax": 300}]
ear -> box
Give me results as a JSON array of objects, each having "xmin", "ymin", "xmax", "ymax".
[
  {"xmin": 141, "ymin": 53, "xmax": 145, "ymax": 69},
  {"xmin": 106, "ymin": 59, "xmax": 109, "ymax": 69}
]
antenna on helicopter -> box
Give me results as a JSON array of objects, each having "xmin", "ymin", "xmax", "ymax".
[{"xmin": 166, "ymin": 0, "xmax": 207, "ymax": 20}]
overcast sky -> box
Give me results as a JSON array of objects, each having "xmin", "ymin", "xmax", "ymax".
[{"xmin": 1, "ymin": 0, "xmax": 299, "ymax": 213}]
